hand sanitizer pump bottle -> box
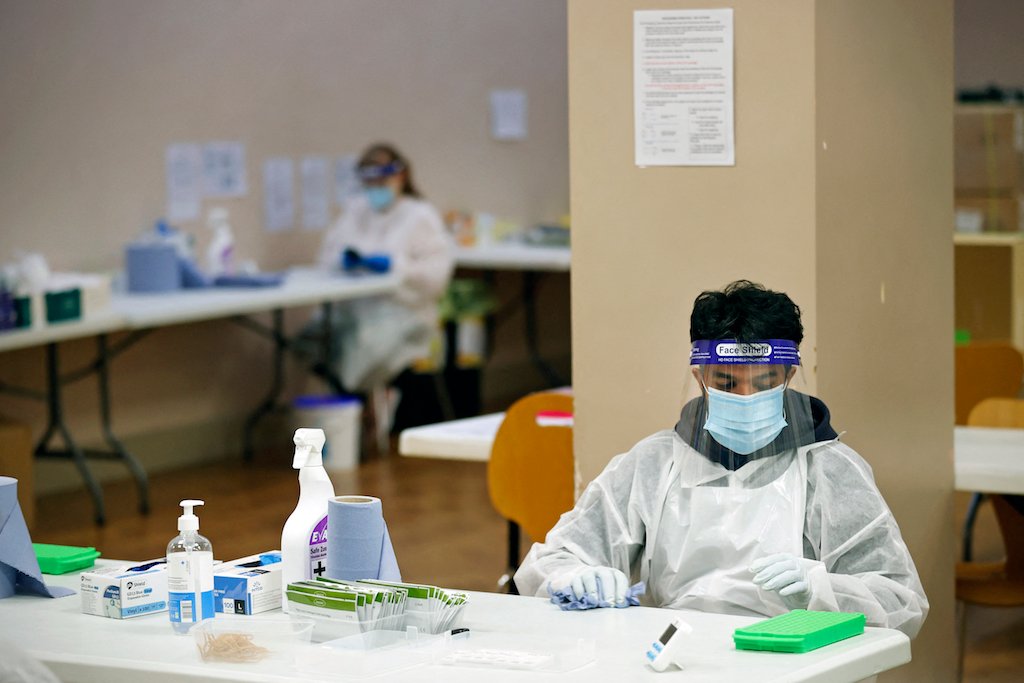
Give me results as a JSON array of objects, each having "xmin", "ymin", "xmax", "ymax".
[
  {"xmin": 281, "ymin": 428, "xmax": 335, "ymax": 612},
  {"xmin": 167, "ymin": 499, "xmax": 215, "ymax": 634},
  {"xmin": 205, "ymin": 207, "xmax": 235, "ymax": 277}
]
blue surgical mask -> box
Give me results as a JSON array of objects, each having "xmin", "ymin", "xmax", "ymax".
[
  {"xmin": 703, "ymin": 383, "xmax": 788, "ymax": 455},
  {"xmin": 365, "ymin": 186, "xmax": 395, "ymax": 212}
]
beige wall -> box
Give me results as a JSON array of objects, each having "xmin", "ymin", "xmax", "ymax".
[
  {"xmin": 569, "ymin": 1, "xmax": 954, "ymax": 680},
  {"xmin": 570, "ymin": 1, "xmax": 818, "ymax": 466},
  {"xmin": 0, "ymin": 0, "xmax": 570, "ymax": 489},
  {"xmin": 0, "ymin": 0, "xmax": 569, "ymax": 269},
  {"xmin": 815, "ymin": 1, "xmax": 956, "ymax": 680}
]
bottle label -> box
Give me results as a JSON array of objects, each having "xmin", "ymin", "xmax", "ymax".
[
  {"xmin": 167, "ymin": 550, "xmax": 214, "ymax": 624},
  {"xmin": 308, "ymin": 515, "xmax": 329, "ymax": 579}
]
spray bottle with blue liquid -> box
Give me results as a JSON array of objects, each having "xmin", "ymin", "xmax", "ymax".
[{"xmin": 167, "ymin": 499, "xmax": 214, "ymax": 634}]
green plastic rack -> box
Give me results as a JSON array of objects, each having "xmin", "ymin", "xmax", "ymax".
[{"xmin": 733, "ymin": 610, "xmax": 866, "ymax": 653}]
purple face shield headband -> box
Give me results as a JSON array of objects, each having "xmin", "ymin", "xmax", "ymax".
[
  {"xmin": 356, "ymin": 161, "xmax": 405, "ymax": 181},
  {"xmin": 689, "ymin": 339, "xmax": 801, "ymax": 366}
]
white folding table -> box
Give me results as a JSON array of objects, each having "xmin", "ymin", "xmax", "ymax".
[
  {"xmin": 954, "ymin": 425, "xmax": 1024, "ymax": 495},
  {"xmin": 0, "ymin": 269, "xmax": 397, "ymax": 523},
  {"xmin": 398, "ymin": 412, "xmax": 504, "ymax": 462},
  {"xmin": 3, "ymin": 560, "xmax": 911, "ymax": 683},
  {"xmin": 453, "ymin": 243, "xmax": 570, "ymax": 388}
]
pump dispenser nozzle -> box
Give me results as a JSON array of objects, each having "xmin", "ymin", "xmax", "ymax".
[
  {"xmin": 293, "ymin": 428, "xmax": 326, "ymax": 469},
  {"xmin": 178, "ymin": 499, "xmax": 204, "ymax": 532}
]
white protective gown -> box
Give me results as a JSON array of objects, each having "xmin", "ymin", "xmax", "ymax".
[
  {"xmin": 317, "ymin": 196, "xmax": 454, "ymax": 390},
  {"xmin": 514, "ymin": 429, "xmax": 929, "ymax": 638}
]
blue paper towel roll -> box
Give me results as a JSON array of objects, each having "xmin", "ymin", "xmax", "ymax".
[
  {"xmin": 125, "ymin": 243, "xmax": 181, "ymax": 293},
  {"xmin": 326, "ymin": 495, "xmax": 401, "ymax": 582},
  {"xmin": 0, "ymin": 477, "xmax": 74, "ymax": 599}
]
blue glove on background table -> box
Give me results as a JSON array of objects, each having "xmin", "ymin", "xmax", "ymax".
[{"xmin": 342, "ymin": 248, "xmax": 391, "ymax": 274}]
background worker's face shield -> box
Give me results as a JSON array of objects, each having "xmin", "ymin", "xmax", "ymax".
[
  {"xmin": 677, "ymin": 339, "xmax": 815, "ymax": 472},
  {"xmin": 356, "ymin": 161, "xmax": 405, "ymax": 186}
]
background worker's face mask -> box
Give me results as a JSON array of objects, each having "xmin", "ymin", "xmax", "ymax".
[
  {"xmin": 677, "ymin": 339, "xmax": 815, "ymax": 470},
  {"xmin": 365, "ymin": 185, "xmax": 395, "ymax": 212}
]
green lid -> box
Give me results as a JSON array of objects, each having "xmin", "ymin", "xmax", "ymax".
[
  {"xmin": 733, "ymin": 610, "xmax": 865, "ymax": 653},
  {"xmin": 33, "ymin": 543, "xmax": 101, "ymax": 574}
]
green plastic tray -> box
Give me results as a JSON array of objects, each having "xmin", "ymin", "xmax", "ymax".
[
  {"xmin": 33, "ymin": 543, "xmax": 101, "ymax": 574},
  {"xmin": 733, "ymin": 610, "xmax": 865, "ymax": 653}
]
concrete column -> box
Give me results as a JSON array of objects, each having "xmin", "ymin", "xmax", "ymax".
[{"xmin": 568, "ymin": 1, "xmax": 954, "ymax": 680}]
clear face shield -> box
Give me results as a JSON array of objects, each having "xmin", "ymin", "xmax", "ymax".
[
  {"xmin": 356, "ymin": 161, "xmax": 405, "ymax": 185},
  {"xmin": 676, "ymin": 339, "xmax": 815, "ymax": 473}
]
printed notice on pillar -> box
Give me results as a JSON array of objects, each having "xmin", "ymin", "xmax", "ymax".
[{"xmin": 634, "ymin": 8, "xmax": 735, "ymax": 167}]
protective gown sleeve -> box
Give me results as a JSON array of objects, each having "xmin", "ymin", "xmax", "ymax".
[
  {"xmin": 317, "ymin": 207, "xmax": 360, "ymax": 270},
  {"xmin": 514, "ymin": 433, "xmax": 672, "ymax": 598},
  {"xmin": 802, "ymin": 442, "xmax": 930, "ymax": 638},
  {"xmin": 391, "ymin": 203, "xmax": 454, "ymax": 307}
]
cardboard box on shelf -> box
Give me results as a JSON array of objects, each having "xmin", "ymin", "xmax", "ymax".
[
  {"xmin": 955, "ymin": 194, "xmax": 1023, "ymax": 233},
  {"xmin": 954, "ymin": 107, "xmax": 1024, "ymax": 193}
]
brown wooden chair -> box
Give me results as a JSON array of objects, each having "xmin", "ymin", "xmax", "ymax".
[
  {"xmin": 955, "ymin": 343, "xmax": 1024, "ymax": 562},
  {"xmin": 487, "ymin": 391, "xmax": 574, "ymax": 593},
  {"xmin": 954, "ymin": 342, "xmax": 1023, "ymax": 426},
  {"xmin": 956, "ymin": 398, "xmax": 1024, "ymax": 680}
]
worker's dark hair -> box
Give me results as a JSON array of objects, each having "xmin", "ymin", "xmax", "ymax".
[
  {"xmin": 357, "ymin": 142, "xmax": 421, "ymax": 198},
  {"xmin": 689, "ymin": 280, "xmax": 803, "ymax": 344}
]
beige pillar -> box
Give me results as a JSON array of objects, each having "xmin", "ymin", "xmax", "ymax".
[{"xmin": 568, "ymin": 1, "xmax": 954, "ymax": 681}]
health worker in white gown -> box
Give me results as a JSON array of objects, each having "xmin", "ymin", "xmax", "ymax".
[
  {"xmin": 317, "ymin": 143, "xmax": 454, "ymax": 392},
  {"xmin": 514, "ymin": 280, "xmax": 929, "ymax": 638}
]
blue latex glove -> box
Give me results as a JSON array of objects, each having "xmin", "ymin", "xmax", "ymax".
[
  {"xmin": 342, "ymin": 248, "xmax": 362, "ymax": 272},
  {"xmin": 750, "ymin": 553, "xmax": 812, "ymax": 610},
  {"xmin": 359, "ymin": 254, "xmax": 391, "ymax": 273},
  {"xmin": 341, "ymin": 248, "xmax": 391, "ymax": 274}
]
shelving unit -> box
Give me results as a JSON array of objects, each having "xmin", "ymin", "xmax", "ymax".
[{"xmin": 954, "ymin": 232, "xmax": 1024, "ymax": 348}]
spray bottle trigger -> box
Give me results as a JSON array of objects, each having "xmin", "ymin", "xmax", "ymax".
[{"xmin": 292, "ymin": 428, "xmax": 326, "ymax": 469}]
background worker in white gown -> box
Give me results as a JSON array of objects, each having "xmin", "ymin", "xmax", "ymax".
[
  {"xmin": 515, "ymin": 280, "xmax": 929, "ymax": 638},
  {"xmin": 316, "ymin": 143, "xmax": 454, "ymax": 395}
]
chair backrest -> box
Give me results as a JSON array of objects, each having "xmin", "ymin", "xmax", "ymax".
[
  {"xmin": 967, "ymin": 397, "xmax": 1024, "ymax": 429},
  {"xmin": 966, "ymin": 397, "xmax": 1024, "ymax": 579},
  {"xmin": 487, "ymin": 392, "xmax": 574, "ymax": 544},
  {"xmin": 955, "ymin": 343, "xmax": 1024, "ymax": 425}
]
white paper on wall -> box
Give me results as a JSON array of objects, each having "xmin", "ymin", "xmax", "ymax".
[
  {"xmin": 203, "ymin": 141, "xmax": 248, "ymax": 196},
  {"xmin": 634, "ymin": 9, "xmax": 735, "ymax": 167},
  {"xmin": 262, "ymin": 157, "xmax": 294, "ymax": 233},
  {"xmin": 165, "ymin": 143, "xmax": 202, "ymax": 222},
  {"xmin": 334, "ymin": 155, "xmax": 361, "ymax": 206},
  {"xmin": 301, "ymin": 156, "xmax": 331, "ymax": 230},
  {"xmin": 490, "ymin": 89, "xmax": 528, "ymax": 141}
]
